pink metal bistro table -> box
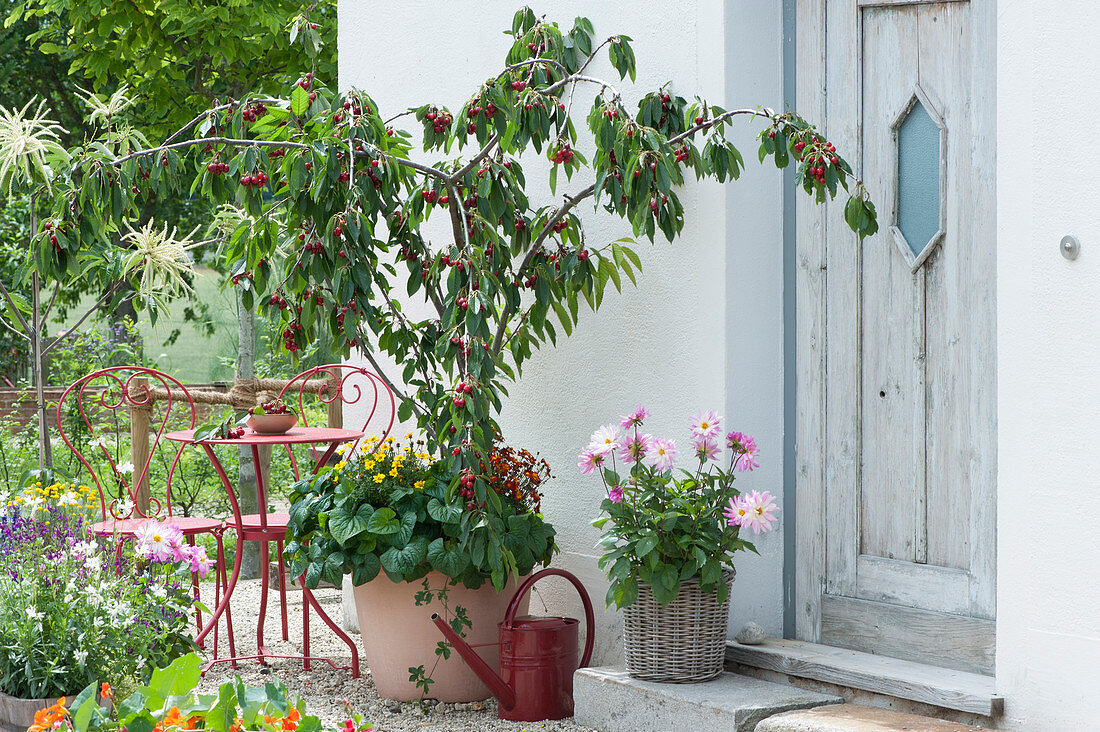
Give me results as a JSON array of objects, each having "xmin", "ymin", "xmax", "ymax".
[{"xmin": 166, "ymin": 426, "xmax": 364, "ymax": 676}]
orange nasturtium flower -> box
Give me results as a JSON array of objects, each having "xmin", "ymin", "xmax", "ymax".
[
  {"xmin": 30, "ymin": 697, "xmax": 69, "ymax": 732},
  {"xmin": 282, "ymin": 707, "xmax": 301, "ymax": 731},
  {"xmin": 229, "ymin": 718, "xmax": 245, "ymax": 732},
  {"xmin": 100, "ymin": 683, "xmax": 113, "ymax": 702},
  {"xmin": 154, "ymin": 707, "xmax": 196, "ymax": 732}
]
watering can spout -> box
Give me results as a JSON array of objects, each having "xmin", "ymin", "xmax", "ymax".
[{"xmin": 431, "ymin": 613, "xmax": 517, "ymax": 711}]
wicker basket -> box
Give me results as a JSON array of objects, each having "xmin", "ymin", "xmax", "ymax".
[{"xmin": 622, "ymin": 568, "xmax": 735, "ymax": 683}]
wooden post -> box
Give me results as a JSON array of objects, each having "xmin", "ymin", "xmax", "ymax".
[
  {"xmin": 130, "ymin": 380, "xmax": 150, "ymax": 513},
  {"xmin": 326, "ymin": 367, "xmax": 343, "ymax": 429}
]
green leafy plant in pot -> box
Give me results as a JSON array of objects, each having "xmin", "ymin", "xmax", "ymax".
[
  {"xmin": 581, "ymin": 406, "xmax": 777, "ymax": 682},
  {"xmin": 284, "ymin": 434, "xmax": 555, "ymax": 702}
]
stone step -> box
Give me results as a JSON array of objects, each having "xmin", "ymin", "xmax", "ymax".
[
  {"xmin": 756, "ymin": 704, "xmax": 988, "ymax": 731},
  {"xmin": 573, "ymin": 667, "xmax": 843, "ymax": 732}
]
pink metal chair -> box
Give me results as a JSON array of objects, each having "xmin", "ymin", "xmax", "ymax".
[
  {"xmin": 56, "ymin": 366, "xmax": 235, "ymax": 658},
  {"xmin": 235, "ymin": 364, "xmax": 395, "ymax": 667}
]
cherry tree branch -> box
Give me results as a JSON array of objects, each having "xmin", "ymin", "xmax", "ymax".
[
  {"xmin": 447, "ymin": 135, "xmax": 499, "ymax": 184},
  {"xmin": 491, "ymin": 181, "xmax": 597, "ymax": 355}
]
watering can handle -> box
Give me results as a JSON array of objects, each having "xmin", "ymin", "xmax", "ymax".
[{"xmin": 504, "ymin": 567, "xmax": 596, "ymax": 668}]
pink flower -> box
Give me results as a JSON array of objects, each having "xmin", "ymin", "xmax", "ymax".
[
  {"xmin": 617, "ymin": 433, "xmax": 652, "ymax": 465},
  {"xmin": 727, "ymin": 431, "xmax": 760, "ymax": 472},
  {"xmin": 578, "ymin": 448, "xmax": 605, "ymax": 475},
  {"xmin": 724, "ymin": 496, "xmax": 748, "ymax": 527},
  {"xmin": 728, "ymin": 490, "xmax": 779, "ymax": 534},
  {"xmin": 645, "ymin": 438, "xmax": 677, "ymax": 472},
  {"xmin": 689, "ymin": 410, "xmax": 721, "ymax": 440},
  {"xmin": 608, "ymin": 485, "xmax": 624, "ymax": 503},
  {"xmin": 694, "ymin": 438, "xmax": 721, "ymax": 463},
  {"xmin": 186, "ymin": 545, "xmax": 212, "ymax": 578},
  {"xmin": 134, "ymin": 520, "xmax": 184, "ymax": 563},
  {"xmin": 588, "ymin": 424, "xmax": 622, "ymax": 456},
  {"xmin": 620, "ymin": 405, "xmax": 649, "ymax": 429}
]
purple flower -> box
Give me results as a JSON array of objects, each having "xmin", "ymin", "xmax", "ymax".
[
  {"xmin": 608, "ymin": 486, "xmax": 624, "ymax": 503},
  {"xmin": 727, "ymin": 431, "xmax": 760, "ymax": 472}
]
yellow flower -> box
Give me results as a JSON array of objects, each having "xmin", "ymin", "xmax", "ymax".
[
  {"xmin": 373, "ymin": 474, "xmax": 385, "ymax": 483},
  {"xmin": 388, "ymin": 468, "xmax": 398, "ymax": 477},
  {"xmin": 363, "ymin": 460, "xmax": 376, "ymax": 470},
  {"xmin": 414, "ymin": 480, "xmax": 426, "ymax": 491}
]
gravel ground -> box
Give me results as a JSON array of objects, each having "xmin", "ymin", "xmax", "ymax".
[{"xmin": 193, "ymin": 578, "xmax": 597, "ymax": 732}]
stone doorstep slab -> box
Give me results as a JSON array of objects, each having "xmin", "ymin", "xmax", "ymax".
[
  {"xmin": 756, "ymin": 704, "xmax": 989, "ymax": 732},
  {"xmin": 573, "ymin": 667, "xmax": 843, "ymax": 732}
]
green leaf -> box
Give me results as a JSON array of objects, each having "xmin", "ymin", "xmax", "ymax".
[
  {"xmin": 367, "ymin": 506, "xmax": 400, "ymax": 534},
  {"xmin": 148, "ymin": 652, "xmax": 202, "ymax": 705},
  {"xmin": 380, "ymin": 535, "xmax": 429, "ymax": 576},
  {"xmin": 635, "ymin": 534, "xmax": 658, "ymax": 558},
  {"xmin": 427, "ymin": 537, "xmax": 470, "ymax": 578},
  {"xmin": 426, "ymin": 497, "xmax": 462, "ymax": 524},
  {"xmin": 291, "ymin": 84, "xmax": 310, "ymax": 116},
  {"xmin": 328, "ymin": 504, "xmax": 374, "ymax": 545}
]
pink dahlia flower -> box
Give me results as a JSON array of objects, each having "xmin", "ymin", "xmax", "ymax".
[
  {"xmin": 645, "ymin": 438, "xmax": 677, "ymax": 472},
  {"xmin": 578, "ymin": 448, "xmax": 605, "ymax": 475},
  {"xmin": 588, "ymin": 424, "xmax": 622, "ymax": 456},
  {"xmin": 620, "ymin": 405, "xmax": 649, "ymax": 429},
  {"xmin": 689, "ymin": 410, "xmax": 721, "ymax": 441},
  {"xmin": 726, "ymin": 431, "xmax": 760, "ymax": 472},
  {"xmin": 608, "ymin": 485, "xmax": 625, "ymax": 503},
  {"xmin": 728, "ymin": 490, "xmax": 779, "ymax": 534},
  {"xmin": 617, "ymin": 433, "xmax": 652, "ymax": 465}
]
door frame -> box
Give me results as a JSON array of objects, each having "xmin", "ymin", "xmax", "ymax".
[{"xmin": 793, "ymin": 0, "xmax": 997, "ymax": 671}]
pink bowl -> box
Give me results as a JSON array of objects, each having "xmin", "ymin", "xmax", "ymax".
[{"xmin": 246, "ymin": 413, "xmax": 298, "ymax": 435}]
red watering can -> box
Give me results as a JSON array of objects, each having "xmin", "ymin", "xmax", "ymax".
[{"xmin": 432, "ymin": 567, "xmax": 595, "ymax": 722}]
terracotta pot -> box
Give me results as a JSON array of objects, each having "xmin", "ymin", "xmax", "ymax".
[
  {"xmin": 0, "ymin": 690, "xmax": 73, "ymax": 732},
  {"xmin": 352, "ymin": 570, "xmax": 528, "ymax": 702}
]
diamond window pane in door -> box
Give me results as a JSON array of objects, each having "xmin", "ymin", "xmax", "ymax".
[{"xmin": 896, "ymin": 99, "xmax": 941, "ymax": 259}]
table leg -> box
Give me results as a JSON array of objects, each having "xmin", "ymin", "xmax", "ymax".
[
  {"xmin": 301, "ymin": 581, "xmax": 360, "ymax": 678},
  {"xmin": 277, "ymin": 538, "xmax": 289, "ymax": 641}
]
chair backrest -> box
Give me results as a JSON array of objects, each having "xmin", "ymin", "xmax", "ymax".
[
  {"xmin": 56, "ymin": 366, "xmax": 196, "ymax": 523},
  {"xmin": 277, "ymin": 364, "xmax": 396, "ymax": 476}
]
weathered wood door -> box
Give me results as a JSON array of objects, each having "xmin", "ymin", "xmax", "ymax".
[{"xmin": 795, "ymin": 0, "xmax": 996, "ymax": 675}]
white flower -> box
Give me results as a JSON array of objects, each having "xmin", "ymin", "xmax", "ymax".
[
  {"xmin": 63, "ymin": 593, "xmax": 73, "ymax": 604},
  {"xmin": 0, "ymin": 489, "xmax": 9, "ymax": 505},
  {"xmin": 74, "ymin": 648, "xmax": 88, "ymax": 666},
  {"xmin": 136, "ymin": 657, "xmax": 145, "ymax": 669},
  {"xmin": 588, "ymin": 424, "xmax": 623, "ymax": 456},
  {"xmin": 24, "ymin": 495, "xmax": 44, "ymax": 513},
  {"xmin": 114, "ymin": 498, "xmax": 135, "ymax": 517},
  {"xmin": 25, "ymin": 607, "xmax": 42, "ymax": 621},
  {"xmin": 116, "ymin": 461, "xmax": 135, "ymax": 475},
  {"xmin": 121, "ymin": 220, "xmax": 201, "ymax": 306},
  {"xmin": 57, "ymin": 490, "xmax": 79, "ymax": 507},
  {"xmin": 72, "ymin": 540, "xmax": 97, "ymax": 559},
  {"xmin": 151, "ymin": 584, "xmax": 167, "ymax": 599},
  {"xmin": 90, "ymin": 435, "xmax": 109, "ymax": 450},
  {"xmin": 0, "ymin": 98, "xmax": 69, "ymax": 195},
  {"xmin": 83, "ymin": 554, "xmax": 102, "ymax": 572}
]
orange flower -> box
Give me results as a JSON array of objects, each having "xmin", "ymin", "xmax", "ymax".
[
  {"xmin": 282, "ymin": 708, "xmax": 301, "ymax": 731},
  {"xmin": 100, "ymin": 683, "xmax": 113, "ymax": 702},
  {"xmin": 229, "ymin": 718, "xmax": 245, "ymax": 732},
  {"xmin": 29, "ymin": 698, "xmax": 69, "ymax": 732},
  {"xmin": 154, "ymin": 707, "xmax": 196, "ymax": 732}
]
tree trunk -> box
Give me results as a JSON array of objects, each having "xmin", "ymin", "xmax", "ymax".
[{"xmin": 236, "ymin": 294, "xmax": 261, "ymax": 578}]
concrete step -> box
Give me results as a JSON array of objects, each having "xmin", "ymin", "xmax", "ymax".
[
  {"xmin": 573, "ymin": 667, "xmax": 843, "ymax": 732},
  {"xmin": 756, "ymin": 704, "xmax": 989, "ymax": 731}
]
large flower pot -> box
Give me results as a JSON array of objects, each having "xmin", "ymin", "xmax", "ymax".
[
  {"xmin": 622, "ymin": 568, "xmax": 736, "ymax": 683},
  {"xmin": 0, "ymin": 690, "xmax": 71, "ymax": 732},
  {"xmin": 352, "ymin": 570, "xmax": 529, "ymax": 702}
]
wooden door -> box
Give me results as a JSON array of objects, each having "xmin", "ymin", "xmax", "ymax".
[{"xmin": 795, "ymin": 0, "xmax": 996, "ymax": 675}]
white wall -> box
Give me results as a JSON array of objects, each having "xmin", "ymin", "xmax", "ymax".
[
  {"xmin": 338, "ymin": 0, "xmax": 787, "ymax": 662},
  {"xmin": 997, "ymin": 1, "xmax": 1100, "ymax": 729}
]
